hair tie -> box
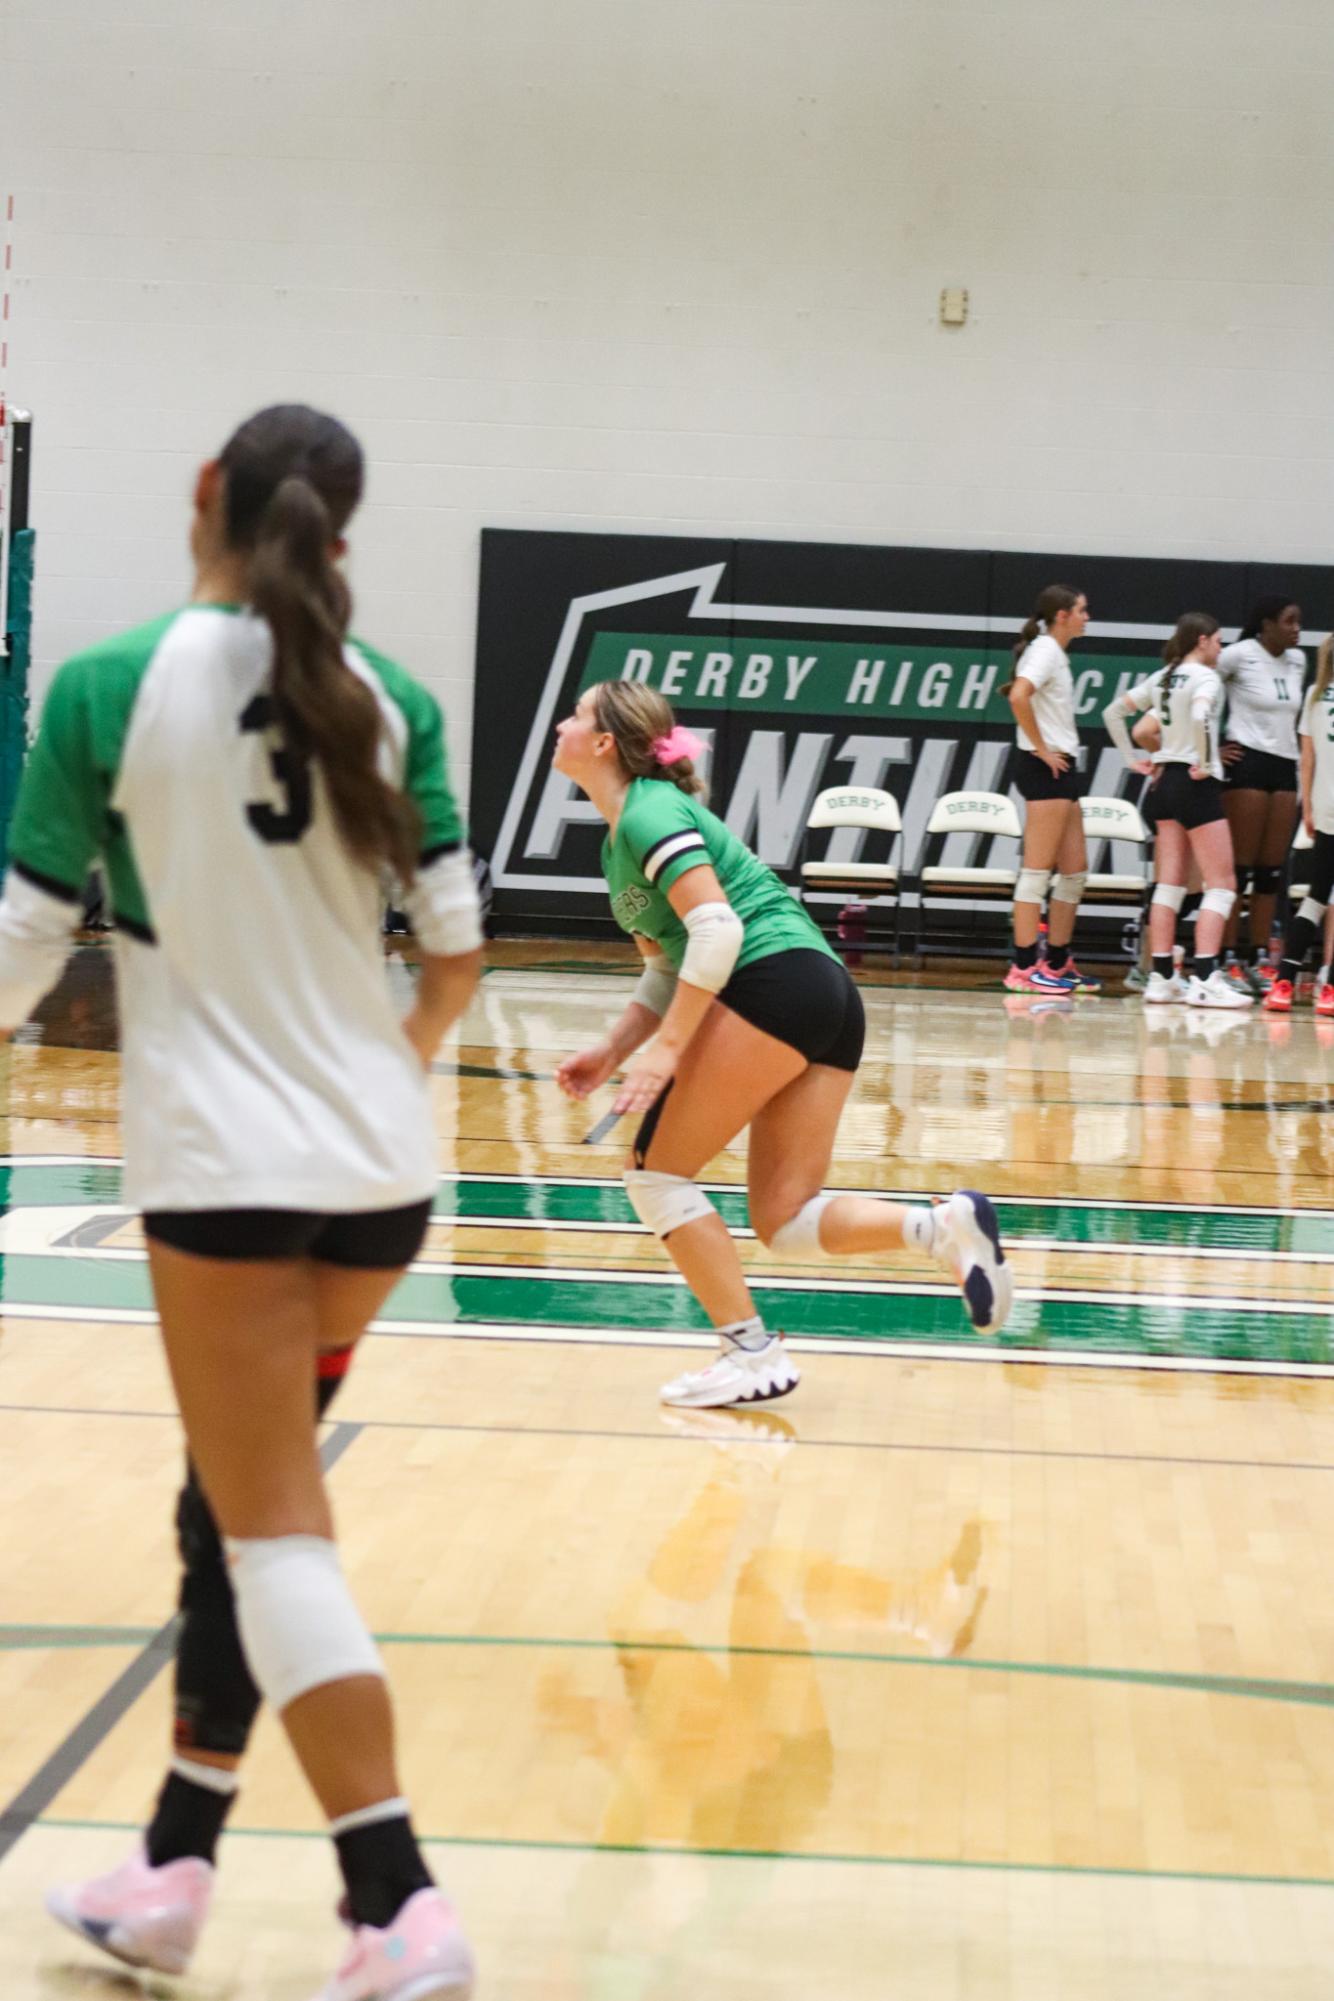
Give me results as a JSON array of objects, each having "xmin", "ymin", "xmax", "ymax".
[{"xmin": 652, "ymin": 725, "xmax": 704, "ymax": 766}]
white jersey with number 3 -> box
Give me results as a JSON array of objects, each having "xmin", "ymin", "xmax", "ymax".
[
  {"xmin": 0, "ymin": 605, "xmax": 480, "ymax": 1214},
  {"xmin": 1218, "ymin": 639, "xmax": 1303, "ymax": 760},
  {"xmin": 1300, "ymin": 683, "xmax": 1334, "ymax": 835}
]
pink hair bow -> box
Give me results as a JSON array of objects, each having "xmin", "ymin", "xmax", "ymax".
[{"xmin": 652, "ymin": 725, "xmax": 704, "ymax": 765}]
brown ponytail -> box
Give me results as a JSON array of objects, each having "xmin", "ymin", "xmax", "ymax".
[
  {"xmin": 1001, "ymin": 582, "xmax": 1083, "ymax": 694},
  {"xmin": 1161, "ymin": 611, "xmax": 1220, "ymax": 667},
  {"xmin": 590, "ymin": 680, "xmax": 706, "ymax": 797},
  {"xmin": 219, "ymin": 404, "xmax": 420, "ymax": 884}
]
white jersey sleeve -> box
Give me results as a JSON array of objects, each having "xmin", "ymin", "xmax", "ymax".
[{"xmin": 1103, "ymin": 670, "xmax": 1166, "ymax": 766}]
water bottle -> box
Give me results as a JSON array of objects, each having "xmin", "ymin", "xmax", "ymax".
[{"xmin": 837, "ymin": 901, "xmax": 868, "ymax": 966}]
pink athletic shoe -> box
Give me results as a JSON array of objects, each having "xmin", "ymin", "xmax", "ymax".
[
  {"xmin": 314, "ymin": 1886, "xmax": 476, "ymax": 2001},
  {"xmin": 46, "ymin": 1847, "xmax": 213, "ymax": 1975}
]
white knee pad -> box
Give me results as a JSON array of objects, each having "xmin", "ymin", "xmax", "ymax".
[
  {"xmin": 227, "ymin": 1535, "xmax": 383, "ymax": 1713},
  {"xmin": 1050, "ymin": 869, "xmax": 1087, "ymax": 905},
  {"xmin": 1299, "ymin": 896, "xmax": 1328, "ymax": 925},
  {"xmin": 1200, "ymin": 887, "xmax": 1235, "ymax": 920},
  {"xmin": 1151, "ymin": 882, "xmax": 1187, "ymax": 913},
  {"xmin": 767, "ymin": 1192, "xmax": 837, "ymax": 1258},
  {"xmin": 1015, "ymin": 867, "xmax": 1052, "ymax": 905},
  {"xmin": 623, "ymin": 1167, "xmax": 714, "ymax": 1240}
]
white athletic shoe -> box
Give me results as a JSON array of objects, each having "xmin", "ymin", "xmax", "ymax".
[
  {"xmin": 933, "ymin": 1190, "xmax": 1013, "ymax": 1336},
  {"xmin": 1186, "ymin": 970, "xmax": 1254, "ymax": 1010},
  {"xmin": 46, "ymin": 1847, "xmax": 213, "ymax": 1976},
  {"xmin": 1143, "ymin": 970, "xmax": 1188, "ymax": 1004},
  {"xmin": 660, "ymin": 1333, "xmax": 799, "ymax": 1409}
]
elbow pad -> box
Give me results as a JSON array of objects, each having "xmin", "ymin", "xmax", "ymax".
[
  {"xmin": 633, "ymin": 954, "xmax": 678, "ymax": 1018},
  {"xmin": 0, "ymin": 866, "xmax": 83, "ymax": 1026},
  {"xmin": 400, "ymin": 848, "xmax": 484, "ymax": 957},
  {"xmin": 679, "ymin": 901, "xmax": 743, "ymax": 994}
]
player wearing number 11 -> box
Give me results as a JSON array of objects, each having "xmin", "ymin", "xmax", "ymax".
[{"xmin": 3, "ymin": 406, "xmax": 482, "ymax": 2000}]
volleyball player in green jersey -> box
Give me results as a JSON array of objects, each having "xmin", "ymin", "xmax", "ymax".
[{"xmin": 554, "ymin": 680, "xmax": 1013, "ymax": 1409}]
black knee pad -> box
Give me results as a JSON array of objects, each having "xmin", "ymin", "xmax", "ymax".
[
  {"xmin": 170, "ymin": 1367, "xmax": 349, "ymax": 1757},
  {"xmin": 1234, "ymin": 865, "xmax": 1254, "ymax": 897},
  {"xmin": 173, "ymin": 1469, "xmax": 260, "ymax": 1756},
  {"xmin": 632, "ymin": 1079, "xmax": 676, "ymax": 1169},
  {"xmin": 1251, "ymin": 865, "xmax": 1281, "ymax": 895}
]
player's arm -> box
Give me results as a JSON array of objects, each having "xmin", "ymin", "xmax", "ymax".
[
  {"xmin": 555, "ymin": 934, "xmax": 675, "ymax": 1101},
  {"xmin": 612, "ymin": 864, "xmax": 741, "ymax": 1115},
  {"xmin": 1007, "ymin": 676, "xmax": 1067, "ymax": 772},
  {"xmin": 1103, "ymin": 675, "xmax": 1159, "ymax": 772},
  {"xmin": 0, "ymin": 662, "xmax": 104, "ymax": 1029},
  {"xmin": 1300, "ymin": 723, "xmax": 1317, "ymax": 840},
  {"xmin": 1189, "ymin": 681, "xmax": 1220, "ymax": 779}
]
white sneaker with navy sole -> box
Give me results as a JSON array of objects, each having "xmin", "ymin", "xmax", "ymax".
[
  {"xmin": 660, "ymin": 1333, "xmax": 799, "ymax": 1409},
  {"xmin": 934, "ymin": 1191, "xmax": 1013, "ymax": 1335}
]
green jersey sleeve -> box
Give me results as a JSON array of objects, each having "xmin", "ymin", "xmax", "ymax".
[
  {"xmin": 351, "ymin": 640, "xmax": 466, "ymax": 856},
  {"xmin": 9, "ymin": 656, "xmax": 113, "ymax": 900},
  {"xmin": 619, "ymin": 783, "xmax": 711, "ymax": 895}
]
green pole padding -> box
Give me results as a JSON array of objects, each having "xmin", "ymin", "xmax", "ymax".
[{"xmin": 0, "ymin": 528, "xmax": 34, "ymax": 875}]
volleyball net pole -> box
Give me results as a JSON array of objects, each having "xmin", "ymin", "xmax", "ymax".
[{"xmin": 0, "ymin": 195, "xmax": 15, "ymax": 663}]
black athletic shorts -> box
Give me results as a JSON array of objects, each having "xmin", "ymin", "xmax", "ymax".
[
  {"xmin": 1151, "ymin": 762, "xmax": 1227, "ymax": 831},
  {"xmin": 142, "ymin": 1199, "xmax": 434, "ymax": 1266},
  {"xmin": 1011, "ymin": 748, "xmax": 1087, "ymax": 804},
  {"xmin": 1223, "ymin": 746, "xmax": 1298, "ymax": 794},
  {"xmin": 633, "ymin": 947, "xmax": 865, "ymax": 1166},
  {"xmin": 720, "ymin": 947, "xmax": 866, "ymax": 1072}
]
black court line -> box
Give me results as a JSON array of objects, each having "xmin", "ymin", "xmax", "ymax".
[
  {"xmin": 4, "ymin": 1397, "xmax": 1334, "ymax": 1479},
  {"xmin": 582, "ymin": 1109, "xmax": 623, "ymax": 1144},
  {"xmin": 0, "ymin": 1421, "xmax": 364, "ymax": 1870}
]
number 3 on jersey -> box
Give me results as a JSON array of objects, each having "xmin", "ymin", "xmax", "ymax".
[{"xmin": 239, "ymin": 695, "xmax": 313, "ymax": 843}]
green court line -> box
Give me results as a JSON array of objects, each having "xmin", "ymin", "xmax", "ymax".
[
  {"xmin": 3, "ymin": 1252, "xmax": 1330, "ymax": 1362},
  {"xmin": 5, "ymin": 1162, "xmax": 1333, "ymax": 1256},
  {"xmin": 4, "ymin": 1624, "xmax": 1331, "ymax": 1711},
  {"xmin": 32, "ymin": 1815, "xmax": 1334, "ymax": 1891}
]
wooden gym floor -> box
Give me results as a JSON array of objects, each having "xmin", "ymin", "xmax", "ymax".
[{"xmin": 3, "ymin": 939, "xmax": 1334, "ymax": 1997}]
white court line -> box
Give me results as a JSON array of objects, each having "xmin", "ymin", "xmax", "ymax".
[
  {"xmin": 4, "ymin": 1300, "xmax": 1334, "ymax": 1381},
  {"xmin": 1, "ymin": 1156, "xmax": 1330, "ymax": 1225}
]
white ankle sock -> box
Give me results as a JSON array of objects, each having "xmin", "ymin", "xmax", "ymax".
[
  {"xmin": 718, "ymin": 1315, "xmax": 770, "ymax": 1352},
  {"xmin": 902, "ymin": 1206, "xmax": 939, "ymax": 1253}
]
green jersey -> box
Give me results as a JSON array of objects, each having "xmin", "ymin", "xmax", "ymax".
[{"xmin": 602, "ymin": 778, "xmax": 835, "ymax": 972}]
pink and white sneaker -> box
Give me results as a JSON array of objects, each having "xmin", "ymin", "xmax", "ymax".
[
  {"xmin": 46, "ymin": 1847, "xmax": 213, "ymax": 1975},
  {"xmin": 314, "ymin": 1886, "xmax": 476, "ymax": 2001}
]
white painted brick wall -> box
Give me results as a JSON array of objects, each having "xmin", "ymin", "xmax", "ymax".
[{"xmin": 3, "ymin": 0, "xmax": 1333, "ymax": 807}]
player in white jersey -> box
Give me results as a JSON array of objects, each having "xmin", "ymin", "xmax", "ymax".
[
  {"xmin": 1218, "ymin": 596, "xmax": 1305, "ymax": 992},
  {"xmin": 18, "ymin": 407, "xmax": 483, "ymax": 2000},
  {"xmin": 1104, "ymin": 613, "xmax": 1251, "ymax": 1009},
  {"xmin": 1002, "ymin": 584, "xmax": 1100, "ymax": 995},
  {"xmin": 1264, "ymin": 636, "xmax": 1334, "ymax": 1015}
]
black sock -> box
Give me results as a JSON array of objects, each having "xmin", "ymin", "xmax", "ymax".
[
  {"xmin": 334, "ymin": 1810, "xmax": 434, "ymax": 1929},
  {"xmin": 146, "ymin": 1765, "xmax": 238, "ymax": 1867},
  {"xmin": 1014, "ymin": 941, "xmax": 1038, "ymax": 970},
  {"xmin": 1152, "ymin": 955, "xmax": 1174, "ymax": 980},
  {"xmin": 1045, "ymin": 946, "xmax": 1071, "ymax": 974},
  {"xmin": 1193, "ymin": 953, "xmax": 1218, "ymax": 981}
]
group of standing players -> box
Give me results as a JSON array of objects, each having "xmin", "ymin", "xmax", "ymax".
[{"xmin": 1004, "ymin": 583, "xmax": 1334, "ymax": 1012}]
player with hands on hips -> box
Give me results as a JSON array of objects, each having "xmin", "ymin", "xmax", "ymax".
[{"xmin": 554, "ymin": 679, "xmax": 1012, "ymax": 1411}]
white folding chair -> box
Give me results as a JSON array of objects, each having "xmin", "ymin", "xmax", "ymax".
[
  {"xmin": 798, "ymin": 785, "xmax": 903, "ymax": 961},
  {"xmin": 1080, "ymin": 795, "xmax": 1151, "ymax": 907},
  {"xmin": 916, "ymin": 790, "xmax": 1023, "ymax": 959}
]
